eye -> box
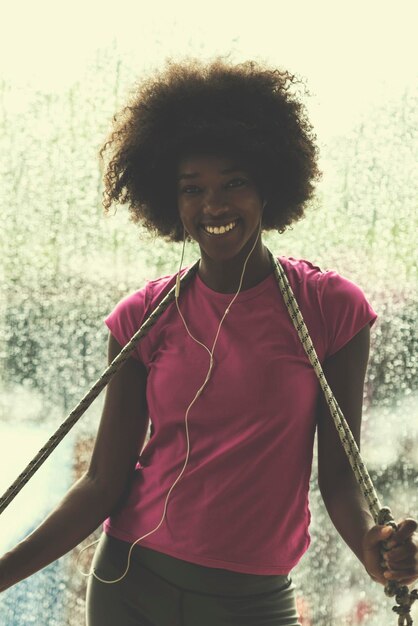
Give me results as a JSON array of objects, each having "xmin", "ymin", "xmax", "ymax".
[
  {"xmin": 180, "ymin": 185, "xmax": 200, "ymax": 195},
  {"xmin": 179, "ymin": 178, "xmax": 248, "ymax": 195},
  {"xmin": 227, "ymin": 178, "xmax": 248, "ymax": 188}
]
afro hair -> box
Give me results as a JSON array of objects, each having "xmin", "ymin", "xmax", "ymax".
[{"xmin": 99, "ymin": 55, "xmax": 322, "ymax": 242}]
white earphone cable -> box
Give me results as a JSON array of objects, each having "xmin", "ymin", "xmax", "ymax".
[{"xmin": 77, "ymin": 214, "xmax": 265, "ymax": 584}]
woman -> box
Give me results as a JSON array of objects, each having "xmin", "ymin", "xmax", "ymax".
[{"xmin": 1, "ymin": 56, "xmax": 417, "ymax": 626}]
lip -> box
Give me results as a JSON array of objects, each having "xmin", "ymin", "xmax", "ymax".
[
  {"xmin": 200, "ymin": 219, "xmax": 241, "ymax": 237},
  {"xmin": 200, "ymin": 218, "xmax": 240, "ymax": 227}
]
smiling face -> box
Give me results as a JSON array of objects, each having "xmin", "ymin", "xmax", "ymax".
[{"xmin": 176, "ymin": 153, "xmax": 266, "ymax": 263}]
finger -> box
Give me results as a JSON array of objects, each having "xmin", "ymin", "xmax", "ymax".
[
  {"xmin": 386, "ymin": 559, "xmax": 416, "ymax": 573},
  {"xmin": 385, "ymin": 542, "xmax": 418, "ymax": 567},
  {"xmin": 384, "ymin": 540, "xmax": 415, "ymax": 557},
  {"xmin": 385, "ymin": 574, "xmax": 418, "ymax": 585},
  {"xmin": 383, "ymin": 567, "xmax": 418, "ymax": 580},
  {"xmin": 366, "ymin": 524, "xmax": 394, "ymax": 549},
  {"xmin": 384, "ymin": 546, "xmax": 417, "ymax": 565},
  {"xmin": 390, "ymin": 518, "xmax": 418, "ymax": 544},
  {"xmin": 395, "ymin": 576, "xmax": 418, "ymax": 586},
  {"xmin": 384, "ymin": 566, "xmax": 418, "ymax": 580}
]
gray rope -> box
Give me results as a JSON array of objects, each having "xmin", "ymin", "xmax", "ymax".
[
  {"xmin": 0, "ymin": 250, "xmax": 415, "ymax": 621},
  {"xmin": 267, "ymin": 250, "xmax": 382, "ymax": 520},
  {"xmin": 266, "ymin": 249, "xmax": 416, "ymax": 623},
  {"xmin": 0, "ymin": 259, "xmax": 200, "ymax": 516}
]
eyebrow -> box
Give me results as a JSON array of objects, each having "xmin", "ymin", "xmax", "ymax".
[{"xmin": 177, "ymin": 166, "xmax": 246, "ymax": 182}]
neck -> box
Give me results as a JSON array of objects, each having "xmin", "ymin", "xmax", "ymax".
[{"xmin": 198, "ymin": 240, "xmax": 272, "ymax": 294}]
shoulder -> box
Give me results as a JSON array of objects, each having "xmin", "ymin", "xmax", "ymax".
[
  {"xmin": 277, "ymin": 256, "xmax": 326, "ymax": 301},
  {"xmin": 278, "ymin": 255, "xmax": 371, "ymax": 303},
  {"xmin": 104, "ymin": 268, "xmax": 186, "ymax": 361},
  {"xmin": 314, "ymin": 265, "xmax": 375, "ymax": 315},
  {"xmin": 108, "ymin": 267, "xmax": 185, "ymax": 318},
  {"xmin": 277, "ymin": 255, "xmax": 378, "ymax": 359},
  {"xmin": 278, "ymin": 256, "xmax": 326, "ymax": 283}
]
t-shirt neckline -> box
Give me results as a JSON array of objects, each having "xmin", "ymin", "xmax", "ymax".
[{"xmin": 194, "ymin": 266, "xmax": 276, "ymax": 302}]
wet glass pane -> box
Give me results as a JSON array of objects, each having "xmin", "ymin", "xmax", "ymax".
[{"xmin": 1, "ymin": 36, "xmax": 417, "ymax": 626}]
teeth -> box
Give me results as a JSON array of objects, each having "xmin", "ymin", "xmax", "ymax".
[{"xmin": 203, "ymin": 220, "xmax": 238, "ymax": 235}]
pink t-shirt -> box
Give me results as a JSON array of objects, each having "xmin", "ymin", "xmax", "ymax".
[{"xmin": 103, "ymin": 255, "xmax": 378, "ymax": 575}]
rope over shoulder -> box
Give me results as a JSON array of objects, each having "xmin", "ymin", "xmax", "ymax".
[
  {"xmin": 0, "ymin": 250, "xmax": 415, "ymax": 622},
  {"xmin": 266, "ymin": 249, "xmax": 416, "ymax": 624},
  {"xmin": 0, "ymin": 259, "xmax": 200, "ymax": 516}
]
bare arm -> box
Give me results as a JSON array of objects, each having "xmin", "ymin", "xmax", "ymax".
[
  {"xmin": 318, "ymin": 323, "xmax": 418, "ymax": 587},
  {"xmin": 317, "ymin": 324, "xmax": 376, "ymax": 567},
  {"xmin": 0, "ymin": 333, "xmax": 149, "ymax": 592}
]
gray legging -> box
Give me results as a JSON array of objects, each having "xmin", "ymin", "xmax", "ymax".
[{"xmin": 86, "ymin": 533, "xmax": 301, "ymax": 626}]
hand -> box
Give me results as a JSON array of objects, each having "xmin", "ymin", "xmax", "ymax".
[{"xmin": 362, "ymin": 518, "xmax": 418, "ymax": 587}]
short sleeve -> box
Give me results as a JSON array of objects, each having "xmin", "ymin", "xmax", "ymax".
[
  {"xmin": 104, "ymin": 284, "xmax": 151, "ymax": 363},
  {"xmin": 316, "ymin": 270, "xmax": 378, "ymax": 359}
]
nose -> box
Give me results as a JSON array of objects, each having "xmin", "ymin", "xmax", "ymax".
[{"xmin": 202, "ymin": 188, "xmax": 229, "ymax": 215}]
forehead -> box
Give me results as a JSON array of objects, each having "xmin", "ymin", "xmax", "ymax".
[{"xmin": 177, "ymin": 153, "xmax": 250, "ymax": 179}]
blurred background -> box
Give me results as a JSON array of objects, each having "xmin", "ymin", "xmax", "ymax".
[{"xmin": 0, "ymin": 0, "xmax": 417, "ymax": 624}]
